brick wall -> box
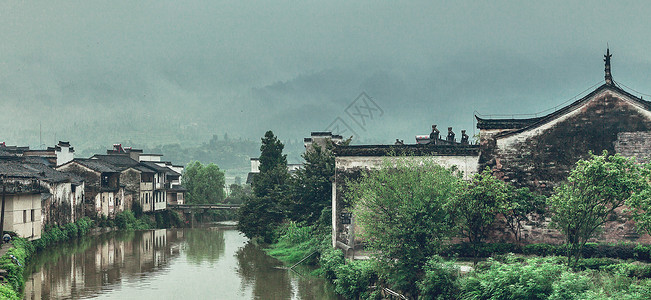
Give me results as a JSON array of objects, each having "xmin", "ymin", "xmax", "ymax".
[{"xmin": 615, "ymin": 131, "xmax": 651, "ymax": 163}]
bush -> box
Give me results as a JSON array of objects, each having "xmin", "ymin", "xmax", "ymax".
[
  {"xmin": 523, "ymin": 243, "xmax": 561, "ymax": 256},
  {"xmin": 459, "ymin": 256, "xmax": 564, "ymax": 300},
  {"xmin": 418, "ymin": 256, "xmax": 460, "ymax": 300},
  {"xmin": 548, "ymin": 272, "xmax": 592, "ymax": 300},
  {"xmin": 442, "ymin": 243, "xmax": 522, "ymax": 258},
  {"xmin": 334, "ymin": 260, "xmax": 377, "ymax": 300},
  {"xmin": 576, "ymin": 257, "xmax": 619, "ymax": 270},
  {"xmin": 320, "ymin": 247, "xmax": 345, "ymax": 280}
]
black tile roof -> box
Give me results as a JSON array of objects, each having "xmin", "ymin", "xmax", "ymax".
[
  {"xmin": 140, "ymin": 161, "xmax": 174, "ymax": 173},
  {"xmin": 475, "ymin": 84, "xmax": 651, "ymax": 134},
  {"xmin": 91, "ymin": 155, "xmax": 140, "ymax": 170},
  {"xmin": 0, "ymin": 158, "xmax": 79, "ymax": 183},
  {"xmin": 72, "ymin": 159, "xmax": 120, "ymax": 173}
]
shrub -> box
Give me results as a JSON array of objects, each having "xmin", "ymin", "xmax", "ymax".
[
  {"xmin": 459, "ymin": 256, "xmax": 564, "ymax": 300},
  {"xmin": 417, "ymin": 256, "xmax": 460, "ymax": 300},
  {"xmin": 334, "ymin": 260, "xmax": 377, "ymax": 300},
  {"xmin": 576, "ymin": 258, "xmax": 619, "ymax": 270},
  {"xmin": 320, "ymin": 247, "xmax": 345, "ymax": 280},
  {"xmin": 548, "ymin": 272, "xmax": 592, "ymax": 300}
]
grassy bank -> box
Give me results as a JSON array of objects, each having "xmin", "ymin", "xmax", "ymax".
[{"xmin": 265, "ymin": 223, "xmax": 651, "ymax": 300}]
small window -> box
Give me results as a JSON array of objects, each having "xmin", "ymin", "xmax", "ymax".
[
  {"xmin": 23, "ymin": 210, "xmax": 27, "ymax": 223},
  {"xmin": 31, "ymin": 209, "xmax": 34, "ymax": 222}
]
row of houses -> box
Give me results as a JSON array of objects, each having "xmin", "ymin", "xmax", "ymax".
[{"xmin": 0, "ymin": 142, "xmax": 185, "ymax": 240}]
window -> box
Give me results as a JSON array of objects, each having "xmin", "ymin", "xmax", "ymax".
[
  {"xmin": 31, "ymin": 209, "xmax": 34, "ymax": 222},
  {"xmin": 23, "ymin": 210, "xmax": 27, "ymax": 223}
]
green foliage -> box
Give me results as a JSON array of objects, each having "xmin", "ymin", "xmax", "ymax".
[
  {"xmin": 239, "ymin": 131, "xmax": 288, "ymax": 242},
  {"xmin": 115, "ymin": 210, "xmax": 153, "ymax": 230},
  {"xmin": 334, "ymin": 260, "xmax": 378, "ymax": 300},
  {"xmin": 548, "ymin": 151, "xmax": 648, "ymax": 266},
  {"xmin": 459, "ymin": 256, "xmax": 565, "ymax": 300},
  {"xmin": 348, "ymin": 159, "xmax": 463, "ymax": 295},
  {"xmin": 320, "ymin": 247, "xmax": 346, "ymax": 280},
  {"xmin": 626, "ymin": 162, "xmax": 651, "ymax": 237},
  {"xmin": 252, "ymin": 130, "xmax": 289, "ymax": 198},
  {"xmin": 0, "ymin": 284, "xmax": 19, "ymax": 300},
  {"xmin": 182, "ymin": 161, "xmax": 226, "ymax": 204},
  {"xmin": 418, "ymin": 256, "xmax": 460, "ymax": 300},
  {"xmin": 224, "ymin": 183, "xmax": 252, "ymax": 205},
  {"xmin": 442, "ymin": 242, "xmax": 522, "ymax": 258},
  {"xmin": 0, "ymin": 237, "xmax": 31, "ymax": 299},
  {"xmin": 287, "ymin": 142, "xmax": 335, "ymax": 224},
  {"xmin": 238, "ymin": 194, "xmax": 284, "ymax": 243},
  {"xmin": 266, "ymin": 222, "xmax": 322, "ymax": 264},
  {"xmin": 548, "ymin": 272, "xmax": 592, "ymax": 300},
  {"xmin": 447, "ymin": 168, "xmax": 510, "ymax": 261},
  {"xmin": 502, "ymin": 186, "xmax": 546, "ymax": 243}
]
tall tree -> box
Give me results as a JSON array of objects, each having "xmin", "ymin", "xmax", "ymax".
[
  {"xmin": 548, "ymin": 151, "xmax": 647, "ymax": 266},
  {"xmin": 288, "ymin": 142, "xmax": 335, "ymax": 224},
  {"xmin": 239, "ymin": 130, "xmax": 288, "ymax": 242},
  {"xmin": 182, "ymin": 161, "xmax": 226, "ymax": 204},
  {"xmin": 252, "ymin": 131, "xmax": 288, "ymax": 198}
]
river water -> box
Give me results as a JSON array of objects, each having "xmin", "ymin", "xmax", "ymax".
[{"xmin": 23, "ymin": 228, "xmax": 339, "ymax": 300}]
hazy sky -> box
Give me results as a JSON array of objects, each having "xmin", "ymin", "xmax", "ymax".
[{"xmin": 3, "ymin": 1, "xmax": 651, "ymax": 147}]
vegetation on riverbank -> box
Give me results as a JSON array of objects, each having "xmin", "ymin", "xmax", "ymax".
[
  {"xmin": 0, "ymin": 217, "xmax": 94, "ymax": 299},
  {"xmin": 0, "ymin": 204, "xmax": 186, "ymax": 299}
]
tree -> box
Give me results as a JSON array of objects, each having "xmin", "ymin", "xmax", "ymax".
[
  {"xmin": 347, "ymin": 159, "xmax": 463, "ymax": 295},
  {"xmin": 446, "ymin": 168, "xmax": 510, "ymax": 262},
  {"xmin": 548, "ymin": 151, "xmax": 647, "ymax": 266},
  {"xmin": 225, "ymin": 183, "xmax": 251, "ymax": 205},
  {"xmin": 252, "ymin": 131, "xmax": 288, "ymax": 198},
  {"xmin": 627, "ymin": 163, "xmax": 651, "ymax": 236},
  {"xmin": 239, "ymin": 131, "xmax": 289, "ymax": 242},
  {"xmin": 288, "ymin": 142, "xmax": 335, "ymax": 224},
  {"xmin": 502, "ymin": 186, "xmax": 546, "ymax": 243},
  {"xmin": 182, "ymin": 161, "xmax": 226, "ymax": 204}
]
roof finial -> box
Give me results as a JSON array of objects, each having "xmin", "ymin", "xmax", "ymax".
[{"xmin": 604, "ymin": 47, "xmax": 613, "ymax": 85}]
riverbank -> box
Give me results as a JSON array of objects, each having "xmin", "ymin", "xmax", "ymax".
[
  {"xmin": 0, "ymin": 209, "xmax": 185, "ymax": 300},
  {"xmin": 264, "ymin": 222, "xmax": 651, "ymax": 299}
]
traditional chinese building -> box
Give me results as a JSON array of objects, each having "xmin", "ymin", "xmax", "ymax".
[{"xmin": 332, "ymin": 50, "xmax": 651, "ymax": 251}]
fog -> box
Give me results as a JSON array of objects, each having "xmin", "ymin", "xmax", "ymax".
[{"xmin": 3, "ymin": 1, "xmax": 651, "ymax": 167}]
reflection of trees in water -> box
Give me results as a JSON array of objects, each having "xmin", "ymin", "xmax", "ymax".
[
  {"xmin": 235, "ymin": 242, "xmax": 293, "ymax": 299},
  {"xmin": 183, "ymin": 228, "xmax": 225, "ymax": 264}
]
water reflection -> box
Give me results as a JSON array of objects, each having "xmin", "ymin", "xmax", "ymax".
[
  {"xmin": 23, "ymin": 228, "xmax": 338, "ymax": 300},
  {"xmin": 24, "ymin": 229, "xmax": 185, "ymax": 299},
  {"xmin": 184, "ymin": 228, "xmax": 225, "ymax": 264}
]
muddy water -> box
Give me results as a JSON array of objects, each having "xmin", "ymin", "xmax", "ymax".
[{"xmin": 23, "ymin": 228, "xmax": 338, "ymax": 299}]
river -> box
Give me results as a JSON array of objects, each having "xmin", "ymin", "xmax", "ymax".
[{"xmin": 23, "ymin": 228, "xmax": 340, "ymax": 300}]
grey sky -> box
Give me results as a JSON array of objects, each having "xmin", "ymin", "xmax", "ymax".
[{"xmin": 2, "ymin": 1, "xmax": 651, "ymax": 148}]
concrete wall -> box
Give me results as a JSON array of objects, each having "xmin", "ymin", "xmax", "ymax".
[
  {"xmin": 55, "ymin": 146, "xmax": 74, "ymax": 166},
  {"xmin": 4, "ymin": 193, "xmax": 42, "ymax": 239}
]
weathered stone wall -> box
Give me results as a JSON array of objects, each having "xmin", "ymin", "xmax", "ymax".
[
  {"xmin": 482, "ymin": 92, "xmax": 651, "ymax": 194},
  {"xmin": 615, "ymin": 131, "xmax": 651, "ymax": 163},
  {"xmin": 480, "ymin": 91, "xmax": 651, "ymax": 244}
]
